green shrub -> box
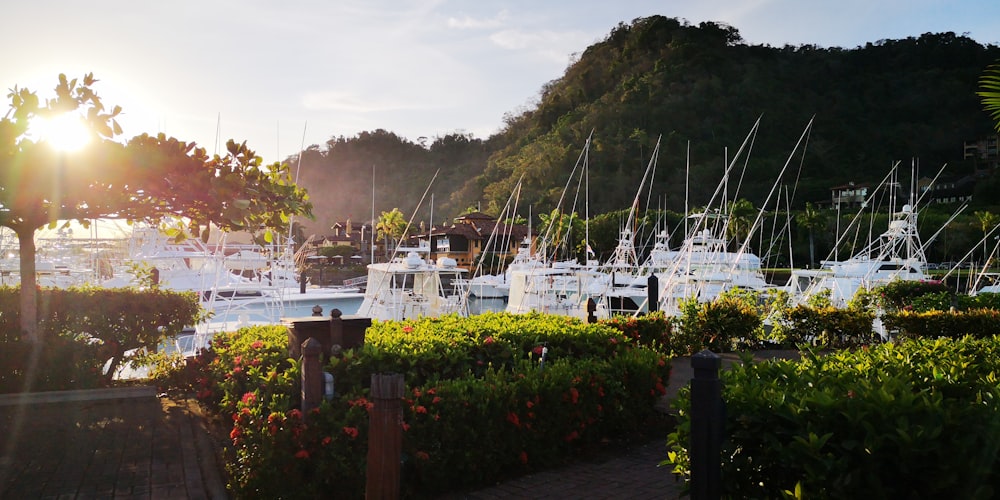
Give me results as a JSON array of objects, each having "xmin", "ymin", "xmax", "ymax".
[
  {"xmin": 675, "ymin": 289, "xmax": 762, "ymax": 353},
  {"xmin": 0, "ymin": 285, "xmax": 202, "ymax": 392},
  {"xmin": 884, "ymin": 308, "xmax": 1000, "ymax": 339},
  {"xmin": 193, "ymin": 314, "xmax": 671, "ymax": 499},
  {"xmin": 778, "ymin": 305, "xmax": 877, "ymax": 348},
  {"xmin": 667, "ymin": 337, "xmax": 1000, "ymax": 498}
]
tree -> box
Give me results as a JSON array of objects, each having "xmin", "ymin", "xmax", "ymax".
[
  {"xmin": 974, "ymin": 210, "xmax": 999, "ymax": 262},
  {"xmin": 726, "ymin": 198, "xmax": 757, "ymax": 249},
  {"xmin": 795, "ymin": 203, "xmax": 828, "ymax": 268},
  {"xmin": 0, "ymin": 74, "xmax": 312, "ymax": 341},
  {"xmin": 376, "ymin": 208, "xmax": 407, "ymax": 258},
  {"xmin": 979, "ymin": 61, "xmax": 1000, "ymax": 132}
]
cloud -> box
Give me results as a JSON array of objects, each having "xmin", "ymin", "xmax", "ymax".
[{"xmin": 447, "ymin": 9, "xmax": 509, "ymax": 29}]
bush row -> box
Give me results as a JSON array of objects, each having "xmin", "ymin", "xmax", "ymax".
[
  {"xmin": 666, "ymin": 336, "xmax": 1000, "ymax": 498},
  {"xmin": 0, "ymin": 286, "xmax": 202, "ymax": 392},
  {"xmin": 192, "ymin": 313, "xmax": 672, "ymax": 498}
]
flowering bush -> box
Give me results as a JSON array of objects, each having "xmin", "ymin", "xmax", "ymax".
[{"xmin": 193, "ymin": 314, "xmax": 670, "ymax": 498}]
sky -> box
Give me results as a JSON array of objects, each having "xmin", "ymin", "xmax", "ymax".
[{"xmin": 4, "ymin": 0, "xmax": 1000, "ymax": 166}]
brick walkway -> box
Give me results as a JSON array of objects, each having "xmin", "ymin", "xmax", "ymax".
[{"xmin": 0, "ymin": 387, "xmax": 226, "ymax": 499}]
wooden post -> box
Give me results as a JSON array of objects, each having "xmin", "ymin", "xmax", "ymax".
[
  {"xmin": 366, "ymin": 373, "xmax": 404, "ymax": 500},
  {"xmin": 330, "ymin": 308, "xmax": 344, "ymax": 347},
  {"xmin": 690, "ymin": 349, "xmax": 723, "ymax": 500},
  {"xmin": 300, "ymin": 338, "xmax": 323, "ymax": 416}
]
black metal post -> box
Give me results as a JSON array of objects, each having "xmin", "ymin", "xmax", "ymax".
[
  {"xmin": 690, "ymin": 349, "xmax": 722, "ymax": 500},
  {"xmin": 647, "ymin": 274, "xmax": 659, "ymax": 312}
]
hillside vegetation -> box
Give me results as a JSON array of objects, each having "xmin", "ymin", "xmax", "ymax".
[{"xmin": 292, "ymin": 16, "xmax": 1000, "ymax": 247}]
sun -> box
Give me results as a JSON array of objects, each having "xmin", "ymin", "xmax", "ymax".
[{"xmin": 29, "ymin": 113, "xmax": 91, "ymax": 152}]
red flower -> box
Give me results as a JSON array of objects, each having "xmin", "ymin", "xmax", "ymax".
[
  {"xmin": 241, "ymin": 392, "xmax": 256, "ymax": 405},
  {"xmin": 402, "ymin": 325, "xmax": 414, "ymax": 333},
  {"xmin": 415, "ymin": 451, "xmax": 430, "ymax": 460},
  {"xmin": 415, "ymin": 405, "xmax": 428, "ymax": 414},
  {"xmin": 564, "ymin": 430, "xmax": 580, "ymax": 442},
  {"xmin": 401, "ymin": 422, "xmax": 411, "ymax": 432},
  {"xmin": 251, "ymin": 340, "xmax": 264, "ymax": 349},
  {"xmin": 847, "ymin": 390, "xmax": 856, "ymax": 399},
  {"xmin": 519, "ymin": 451, "xmax": 529, "ymax": 465},
  {"xmin": 569, "ymin": 387, "xmax": 580, "ymax": 404},
  {"xmin": 532, "ymin": 345, "xmax": 544, "ymax": 356},
  {"xmin": 413, "ymin": 388, "xmax": 422, "ymax": 398},
  {"xmin": 426, "ymin": 388, "xmax": 436, "ymax": 395},
  {"xmin": 230, "ymin": 427, "xmax": 241, "ymax": 441},
  {"xmin": 322, "ymin": 436, "xmax": 332, "ymax": 446},
  {"xmin": 506, "ymin": 412, "xmax": 521, "ymax": 428},
  {"xmin": 525, "ymin": 400, "xmax": 534, "ymax": 409},
  {"xmin": 343, "ymin": 427, "xmax": 359, "ymax": 439},
  {"xmin": 295, "ymin": 449, "xmax": 310, "ymax": 459},
  {"xmin": 432, "ymin": 396, "xmax": 442, "ymax": 404},
  {"xmin": 289, "ymin": 409, "xmax": 302, "ymax": 420},
  {"xmin": 484, "ymin": 336, "xmax": 495, "ymax": 344}
]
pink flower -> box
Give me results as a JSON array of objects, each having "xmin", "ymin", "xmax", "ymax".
[
  {"xmin": 241, "ymin": 392, "xmax": 256, "ymax": 405},
  {"xmin": 251, "ymin": 340, "xmax": 264, "ymax": 349},
  {"xmin": 484, "ymin": 336, "xmax": 495, "ymax": 344},
  {"xmin": 343, "ymin": 427, "xmax": 359, "ymax": 439},
  {"xmin": 415, "ymin": 405, "xmax": 427, "ymax": 414}
]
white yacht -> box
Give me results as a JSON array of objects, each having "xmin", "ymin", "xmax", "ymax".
[{"xmin": 357, "ymin": 250, "xmax": 469, "ymax": 321}]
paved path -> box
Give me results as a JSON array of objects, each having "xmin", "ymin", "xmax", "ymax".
[{"xmin": 0, "ymin": 387, "xmax": 226, "ymax": 499}]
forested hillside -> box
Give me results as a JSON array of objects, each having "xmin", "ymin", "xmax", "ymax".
[{"xmin": 291, "ymin": 15, "xmax": 1000, "ymax": 237}]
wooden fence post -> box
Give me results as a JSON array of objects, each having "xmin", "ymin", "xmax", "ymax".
[
  {"xmin": 690, "ymin": 349, "xmax": 723, "ymax": 500},
  {"xmin": 366, "ymin": 373, "xmax": 405, "ymax": 500},
  {"xmin": 300, "ymin": 338, "xmax": 323, "ymax": 417}
]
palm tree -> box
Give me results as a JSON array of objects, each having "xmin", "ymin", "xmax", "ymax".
[
  {"xmin": 726, "ymin": 198, "xmax": 757, "ymax": 249},
  {"xmin": 376, "ymin": 208, "xmax": 407, "ymax": 260},
  {"xmin": 978, "ymin": 62, "xmax": 1000, "ymax": 132},
  {"xmin": 974, "ymin": 210, "xmax": 999, "ymax": 263},
  {"xmin": 795, "ymin": 203, "xmax": 828, "ymax": 268}
]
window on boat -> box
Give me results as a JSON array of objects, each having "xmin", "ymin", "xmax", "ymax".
[{"xmin": 877, "ymin": 264, "xmax": 904, "ymax": 271}]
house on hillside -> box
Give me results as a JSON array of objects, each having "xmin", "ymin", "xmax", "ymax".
[
  {"xmin": 819, "ymin": 182, "xmax": 870, "ymax": 210},
  {"xmin": 308, "ymin": 220, "xmax": 375, "ymax": 263},
  {"xmin": 918, "ymin": 175, "xmax": 977, "ymax": 205},
  {"xmin": 964, "ymin": 134, "xmax": 999, "ymax": 172},
  {"xmin": 411, "ymin": 211, "xmax": 532, "ymax": 268}
]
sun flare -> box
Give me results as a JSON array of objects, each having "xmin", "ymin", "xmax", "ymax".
[{"xmin": 29, "ymin": 113, "xmax": 91, "ymax": 152}]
